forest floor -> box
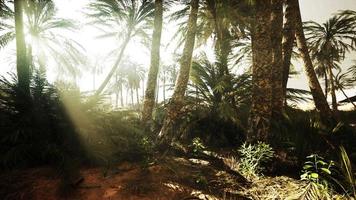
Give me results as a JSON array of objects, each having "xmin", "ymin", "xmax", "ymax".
[{"xmin": 0, "ymin": 149, "xmax": 334, "ymax": 200}]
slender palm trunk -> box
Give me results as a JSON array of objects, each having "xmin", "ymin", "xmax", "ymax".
[
  {"xmin": 142, "ymin": 0, "xmax": 163, "ymax": 123},
  {"xmin": 163, "ymin": 74, "xmax": 166, "ymax": 103},
  {"xmin": 333, "ymin": 74, "xmax": 356, "ymax": 109},
  {"xmin": 156, "ymin": 80, "xmax": 159, "ymax": 104},
  {"xmin": 293, "ymin": 0, "xmax": 335, "ymax": 124},
  {"xmin": 247, "ymin": 1, "xmax": 273, "ymax": 143},
  {"xmin": 136, "ymin": 87, "xmax": 139, "ymax": 107},
  {"xmin": 271, "ymin": 0, "xmax": 284, "ymax": 119},
  {"xmin": 282, "ymin": 0, "xmax": 297, "ymax": 105},
  {"xmin": 14, "ymin": 0, "xmax": 30, "ymax": 96},
  {"xmin": 93, "ymin": 66, "xmax": 96, "ymax": 91},
  {"xmin": 131, "ymin": 87, "xmax": 134, "ymax": 106},
  {"xmin": 327, "ymin": 64, "xmax": 338, "ymax": 111},
  {"xmin": 159, "ymin": 0, "xmax": 199, "ymax": 143},
  {"xmin": 95, "ymin": 33, "xmax": 131, "ymax": 95},
  {"xmin": 120, "ymin": 84, "xmax": 124, "ymax": 107},
  {"xmin": 324, "ymin": 69, "xmax": 328, "ymax": 97}
]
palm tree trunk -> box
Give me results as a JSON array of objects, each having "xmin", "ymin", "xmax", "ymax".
[
  {"xmin": 324, "ymin": 69, "xmax": 328, "ymax": 97},
  {"xmin": 120, "ymin": 85, "xmax": 124, "ymax": 107},
  {"xmin": 14, "ymin": 0, "xmax": 30, "ymax": 96},
  {"xmin": 131, "ymin": 87, "xmax": 134, "ymax": 106},
  {"xmin": 293, "ymin": 0, "xmax": 335, "ymax": 124},
  {"xmin": 156, "ymin": 80, "xmax": 159, "ymax": 104},
  {"xmin": 271, "ymin": 0, "xmax": 284, "ymax": 119},
  {"xmin": 142, "ymin": 0, "xmax": 163, "ymax": 123},
  {"xmin": 163, "ymin": 74, "xmax": 166, "ymax": 103},
  {"xmin": 282, "ymin": 0, "xmax": 297, "ymax": 105},
  {"xmin": 247, "ymin": 0, "xmax": 273, "ymax": 143},
  {"xmin": 332, "ymin": 74, "xmax": 356, "ymax": 109},
  {"xmin": 327, "ymin": 64, "xmax": 338, "ymax": 111},
  {"xmin": 95, "ymin": 33, "xmax": 131, "ymax": 95},
  {"xmin": 159, "ymin": 0, "xmax": 199, "ymax": 143},
  {"xmin": 136, "ymin": 87, "xmax": 139, "ymax": 107}
]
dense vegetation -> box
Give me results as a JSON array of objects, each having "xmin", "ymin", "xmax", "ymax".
[{"xmin": 0, "ymin": 0, "xmax": 355, "ymax": 199}]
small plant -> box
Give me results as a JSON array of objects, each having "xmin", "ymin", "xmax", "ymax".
[
  {"xmin": 301, "ymin": 154, "xmax": 335, "ymax": 185},
  {"xmin": 191, "ymin": 137, "xmax": 205, "ymax": 155},
  {"xmin": 237, "ymin": 142, "xmax": 274, "ymax": 179},
  {"xmin": 299, "ymin": 154, "xmax": 338, "ymax": 199}
]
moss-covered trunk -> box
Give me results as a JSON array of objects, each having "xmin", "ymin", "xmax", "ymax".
[
  {"xmin": 247, "ymin": 1, "xmax": 273, "ymax": 143},
  {"xmin": 159, "ymin": 0, "xmax": 199, "ymax": 144},
  {"xmin": 142, "ymin": 0, "xmax": 163, "ymax": 124}
]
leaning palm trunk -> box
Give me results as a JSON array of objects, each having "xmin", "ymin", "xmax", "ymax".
[
  {"xmin": 333, "ymin": 74, "xmax": 356, "ymax": 109},
  {"xmin": 95, "ymin": 33, "xmax": 131, "ymax": 95},
  {"xmin": 159, "ymin": 0, "xmax": 199, "ymax": 144},
  {"xmin": 142, "ymin": 0, "xmax": 163, "ymax": 124},
  {"xmin": 14, "ymin": 0, "xmax": 30, "ymax": 96},
  {"xmin": 293, "ymin": 0, "xmax": 334, "ymax": 124},
  {"xmin": 271, "ymin": 0, "xmax": 284, "ymax": 119},
  {"xmin": 327, "ymin": 64, "xmax": 338, "ymax": 111},
  {"xmin": 282, "ymin": 0, "xmax": 297, "ymax": 105},
  {"xmin": 247, "ymin": 1, "xmax": 273, "ymax": 143}
]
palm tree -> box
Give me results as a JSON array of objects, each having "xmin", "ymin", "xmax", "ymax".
[
  {"xmin": 159, "ymin": 0, "xmax": 199, "ymax": 144},
  {"xmin": 1, "ymin": 0, "xmax": 86, "ymax": 79},
  {"xmin": 291, "ymin": 0, "xmax": 334, "ymax": 124},
  {"xmin": 171, "ymin": 0, "xmax": 250, "ymax": 105},
  {"xmin": 304, "ymin": 16, "xmax": 356, "ymax": 112},
  {"xmin": 247, "ymin": 0, "xmax": 273, "ymax": 143},
  {"xmin": 14, "ymin": 0, "xmax": 30, "ymax": 96},
  {"xmin": 142, "ymin": 0, "xmax": 163, "ymax": 124},
  {"xmin": 87, "ymin": 0, "xmax": 154, "ymax": 95}
]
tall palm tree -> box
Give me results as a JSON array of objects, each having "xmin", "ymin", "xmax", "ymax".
[
  {"xmin": 247, "ymin": 0, "xmax": 273, "ymax": 143},
  {"xmin": 159, "ymin": 0, "xmax": 199, "ymax": 144},
  {"xmin": 142, "ymin": 0, "xmax": 163, "ymax": 124},
  {"xmin": 14, "ymin": 0, "xmax": 30, "ymax": 96},
  {"xmin": 1, "ymin": 0, "xmax": 86, "ymax": 79},
  {"xmin": 291, "ymin": 0, "xmax": 334, "ymax": 124},
  {"xmin": 171, "ymin": 0, "xmax": 250, "ymax": 105},
  {"xmin": 304, "ymin": 16, "xmax": 356, "ymax": 112},
  {"xmin": 87, "ymin": 0, "xmax": 154, "ymax": 95}
]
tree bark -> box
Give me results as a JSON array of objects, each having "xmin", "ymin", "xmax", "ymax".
[
  {"xmin": 142, "ymin": 0, "xmax": 163, "ymax": 123},
  {"xmin": 271, "ymin": 0, "xmax": 284, "ymax": 119},
  {"xmin": 159, "ymin": 0, "xmax": 199, "ymax": 144},
  {"xmin": 293, "ymin": 0, "xmax": 335, "ymax": 124},
  {"xmin": 282, "ymin": 0, "xmax": 297, "ymax": 105},
  {"xmin": 14, "ymin": 0, "xmax": 30, "ymax": 96},
  {"xmin": 247, "ymin": 1, "xmax": 273, "ymax": 143}
]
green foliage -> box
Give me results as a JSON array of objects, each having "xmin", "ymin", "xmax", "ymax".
[
  {"xmin": 0, "ymin": 71, "xmax": 85, "ymax": 170},
  {"xmin": 301, "ymin": 154, "xmax": 335, "ymax": 185},
  {"xmin": 237, "ymin": 142, "xmax": 274, "ymax": 179},
  {"xmin": 338, "ymin": 146, "xmax": 356, "ymax": 198},
  {"xmin": 190, "ymin": 137, "xmax": 206, "ymax": 155}
]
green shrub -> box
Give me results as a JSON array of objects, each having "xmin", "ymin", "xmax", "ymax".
[
  {"xmin": 0, "ymin": 72, "xmax": 85, "ymax": 169},
  {"xmin": 237, "ymin": 142, "xmax": 274, "ymax": 179}
]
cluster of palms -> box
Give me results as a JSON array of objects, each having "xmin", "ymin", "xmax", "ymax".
[{"xmin": 1, "ymin": 0, "xmax": 356, "ymax": 145}]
